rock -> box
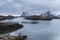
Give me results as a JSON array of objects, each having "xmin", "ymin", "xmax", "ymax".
[
  {"xmin": 0, "ymin": 34, "xmax": 27, "ymax": 40},
  {"xmin": 25, "ymin": 15, "xmax": 52, "ymax": 20},
  {"xmin": 0, "ymin": 22, "xmax": 23, "ymax": 34},
  {"xmin": 0, "ymin": 15, "xmax": 15, "ymax": 21}
]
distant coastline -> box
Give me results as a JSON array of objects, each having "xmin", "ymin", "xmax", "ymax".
[{"xmin": 0, "ymin": 14, "xmax": 21, "ymax": 16}]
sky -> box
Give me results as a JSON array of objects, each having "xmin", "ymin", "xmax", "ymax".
[{"xmin": 0, "ymin": 0, "xmax": 60, "ymax": 15}]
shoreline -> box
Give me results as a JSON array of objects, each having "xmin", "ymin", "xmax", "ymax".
[
  {"xmin": 0, "ymin": 22, "xmax": 23, "ymax": 34},
  {"xmin": 0, "ymin": 34, "xmax": 27, "ymax": 40}
]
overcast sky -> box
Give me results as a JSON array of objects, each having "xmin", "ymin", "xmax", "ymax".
[{"xmin": 0, "ymin": 0, "xmax": 60, "ymax": 14}]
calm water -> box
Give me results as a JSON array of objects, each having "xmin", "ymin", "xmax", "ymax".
[{"xmin": 3, "ymin": 17, "xmax": 60, "ymax": 40}]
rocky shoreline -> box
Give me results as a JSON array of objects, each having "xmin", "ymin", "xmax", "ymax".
[
  {"xmin": 0, "ymin": 34, "xmax": 27, "ymax": 40},
  {"xmin": 0, "ymin": 15, "xmax": 27, "ymax": 40},
  {"xmin": 0, "ymin": 22, "xmax": 23, "ymax": 34},
  {"xmin": 0, "ymin": 22, "xmax": 27, "ymax": 40},
  {"xmin": 25, "ymin": 15, "xmax": 53, "ymax": 20},
  {"xmin": 21, "ymin": 11, "xmax": 60, "ymax": 20},
  {"xmin": 0, "ymin": 15, "xmax": 16, "ymax": 21}
]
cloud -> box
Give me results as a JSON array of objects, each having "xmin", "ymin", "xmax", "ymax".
[
  {"xmin": 0, "ymin": 0, "xmax": 60, "ymax": 14},
  {"xmin": 5, "ymin": 0, "xmax": 13, "ymax": 2},
  {"xmin": 0, "ymin": 0, "xmax": 6, "ymax": 6}
]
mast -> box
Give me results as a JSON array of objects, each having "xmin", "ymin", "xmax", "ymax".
[{"xmin": 21, "ymin": 12, "xmax": 30, "ymax": 17}]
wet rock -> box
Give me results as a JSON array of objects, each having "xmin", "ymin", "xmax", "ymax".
[
  {"xmin": 0, "ymin": 15, "xmax": 15, "ymax": 21},
  {"xmin": 0, "ymin": 22, "xmax": 23, "ymax": 34},
  {"xmin": 25, "ymin": 15, "xmax": 52, "ymax": 20},
  {"xmin": 0, "ymin": 34, "xmax": 27, "ymax": 40}
]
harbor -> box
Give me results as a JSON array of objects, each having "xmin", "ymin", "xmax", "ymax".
[
  {"xmin": 0, "ymin": 11, "xmax": 60, "ymax": 40},
  {"xmin": 0, "ymin": 13, "xmax": 60, "ymax": 40},
  {"xmin": 21, "ymin": 11, "xmax": 60, "ymax": 20},
  {"xmin": 3, "ymin": 17, "xmax": 60, "ymax": 40}
]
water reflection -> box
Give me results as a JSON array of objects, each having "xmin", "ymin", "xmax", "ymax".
[{"xmin": 30, "ymin": 33, "xmax": 54, "ymax": 40}]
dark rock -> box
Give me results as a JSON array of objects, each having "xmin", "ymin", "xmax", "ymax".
[
  {"xmin": 0, "ymin": 22, "xmax": 23, "ymax": 34},
  {"xmin": 25, "ymin": 15, "xmax": 52, "ymax": 20},
  {"xmin": 0, "ymin": 15, "xmax": 15, "ymax": 21}
]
